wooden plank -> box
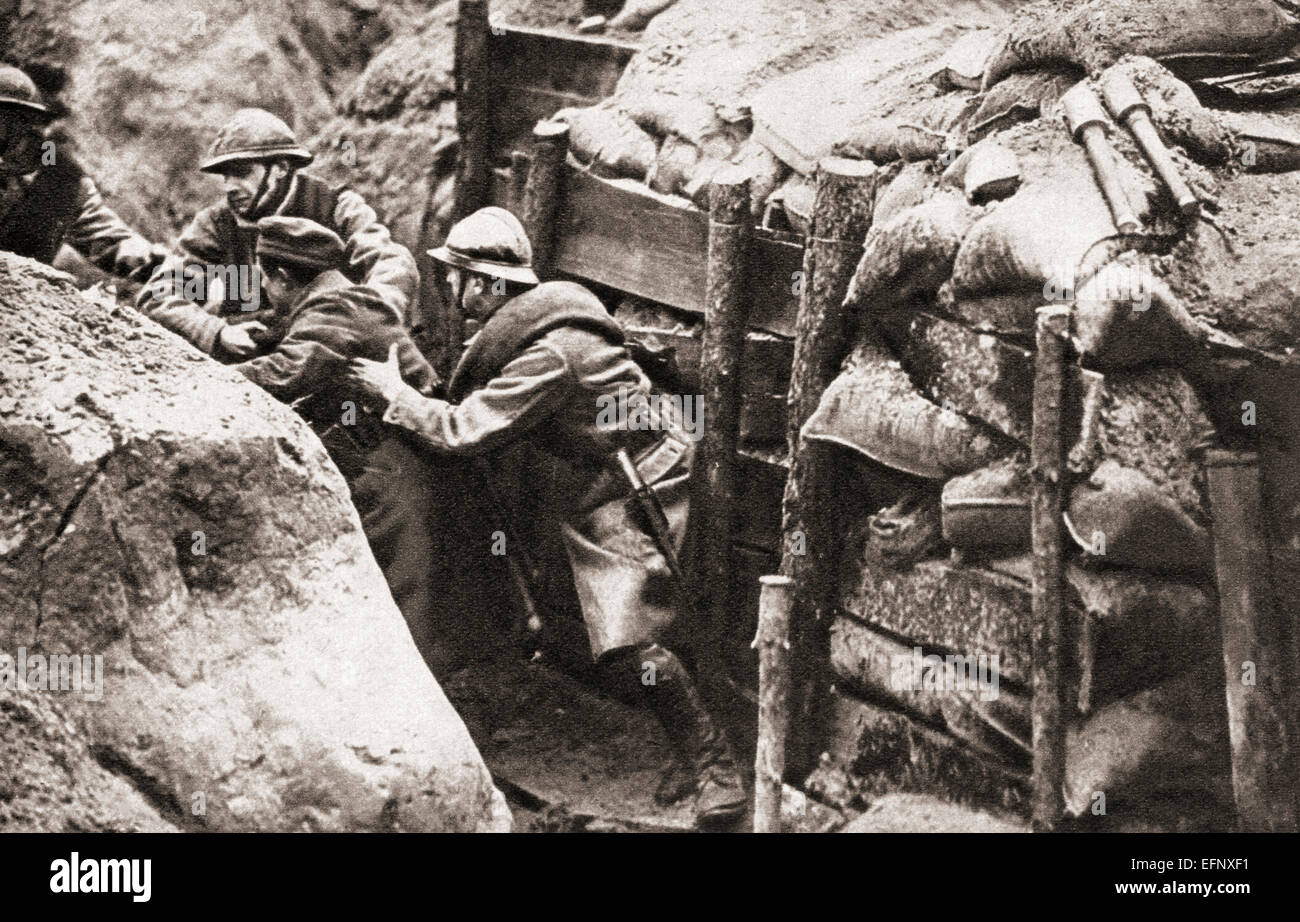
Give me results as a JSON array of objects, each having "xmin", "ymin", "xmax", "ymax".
[
  {"xmin": 489, "ymin": 26, "xmax": 637, "ymax": 158},
  {"xmin": 553, "ymin": 166, "xmax": 803, "ymax": 336},
  {"xmin": 1205, "ymin": 449, "xmax": 1300, "ymax": 832},
  {"xmin": 1030, "ymin": 306, "xmax": 1069, "ymax": 832}
]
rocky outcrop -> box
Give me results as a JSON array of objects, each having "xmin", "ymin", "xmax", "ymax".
[{"xmin": 0, "ymin": 253, "xmax": 511, "ymax": 832}]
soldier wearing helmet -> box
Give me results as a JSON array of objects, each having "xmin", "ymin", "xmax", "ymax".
[
  {"xmin": 138, "ymin": 108, "xmax": 417, "ymax": 361},
  {"xmin": 0, "ymin": 64, "xmax": 165, "ymax": 280},
  {"xmin": 349, "ymin": 206, "xmax": 746, "ymax": 829}
]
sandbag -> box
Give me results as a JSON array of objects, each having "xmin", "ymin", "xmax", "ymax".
[
  {"xmin": 803, "ymin": 339, "xmax": 1014, "ymax": 480},
  {"xmin": 871, "ymin": 161, "xmax": 940, "ymax": 227},
  {"xmin": 969, "ymin": 69, "xmax": 1078, "ymax": 142},
  {"xmin": 843, "ymin": 192, "xmax": 982, "ymax": 316},
  {"xmin": 833, "ymin": 94, "xmax": 972, "ymax": 165},
  {"xmin": 648, "ymin": 132, "xmax": 701, "ymax": 197},
  {"xmin": 1063, "ymin": 659, "xmax": 1232, "ymax": 820},
  {"xmin": 559, "ymin": 103, "xmax": 658, "ymax": 181},
  {"xmin": 608, "ymin": 0, "xmax": 680, "ymax": 32},
  {"xmin": 1066, "ymin": 460, "xmax": 1213, "ymax": 576},
  {"xmin": 734, "ymin": 139, "xmax": 790, "ymax": 221},
  {"xmin": 982, "ymin": 0, "xmax": 1300, "ymax": 90},
  {"xmin": 899, "ymin": 316, "xmax": 1214, "ymax": 519},
  {"xmin": 763, "ymin": 172, "xmax": 816, "ymax": 236},
  {"xmin": 941, "ymin": 455, "xmax": 1031, "ymax": 551},
  {"xmin": 930, "ymin": 29, "xmax": 1004, "ymax": 91},
  {"xmin": 950, "ymin": 173, "xmax": 1134, "ymax": 299},
  {"xmin": 939, "ymin": 141, "xmax": 1021, "ymax": 204},
  {"xmin": 943, "ymin": 456, "xmax": 1211, "ymax": 576},
  {"xmin": 828, "ymin": 615, "xmax": 1031, "ymax": 763},
  {"xmin": 1071, "ymin": 260, "xmax": 1225, "ymax": 368},
  {"xmin": 936, "ymin": 282, "xmax": 1043, "ymax": 338}
]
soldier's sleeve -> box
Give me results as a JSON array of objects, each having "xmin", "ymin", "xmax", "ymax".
[
  {"xmin": 135, "ymin": 208, "xmax": 229, "ymax": 354},
  {"xmin": 234, "ymin": 297, "xmax": 352, "ymax": 402},
  {"xmin": 382, "ymin": 340, "xmax": 570, "ymax": 455},
  {"xmin": 332, "ymin": 189, "xmax": 418, "ymax": 321},
  {"xmin": 65, "ymin": 176, "xmax": 159, "ymax": 278}
]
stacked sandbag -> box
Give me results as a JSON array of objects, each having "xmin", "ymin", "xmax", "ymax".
[
  {"xmin": 552, "ymin": 0, "xmax": 1025, "ymax": 216},
  {"xmin": 806, "ymin": 12, "xmax": 1300, "ymax": 821}
]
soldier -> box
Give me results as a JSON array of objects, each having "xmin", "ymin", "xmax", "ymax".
[
  {"xmin": 236, "ymin": 216, "xmax": 445, "ymax": 667},
  {"xmin": 138, "ymin": 107, "xmax": 417, "ymax": 362},
  {"xmin": 348, "ymin": 207, "xmax": 746, "ymax": 828},
  {"xmin": 0, "ymin": 65, "xmax": 165, "ymax": 280}
]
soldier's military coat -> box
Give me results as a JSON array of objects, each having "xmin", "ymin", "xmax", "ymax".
[
  {"xmin": 139, "ymin": 172, "xmax": 418, "ymax": 355},
  {"xmin": 0, "ymin": 147, "xmax": 158, "ymax": 276},
  {"xmin": 381, "ymin": 280, "xmax": 694, "ymax": 659},
  {"xmin": 234, "ymin": 269, "xmax": 446, "ymax": 658}
]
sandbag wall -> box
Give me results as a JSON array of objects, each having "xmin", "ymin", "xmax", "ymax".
[{"xmin": 790, "ymin": 4, "xmax": 1300, "ymax": 821}]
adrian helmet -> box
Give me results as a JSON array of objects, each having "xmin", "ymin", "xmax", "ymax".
[
  {"xmin": 0, "ymin": 65, "xmax": 51, "ymax": 120},
  {"xmin": 199, "ymin": 108, "xmax": 313, "ymax": 174},
  {"xmin": 428, "ymin": 206, "xmax": 539, "ymax": 286}
]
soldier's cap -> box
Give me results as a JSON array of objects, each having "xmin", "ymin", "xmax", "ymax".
[
  {"xmin": 0, "ymin": 65, "xmax": 52, "ymax": 120},
  {"xmin": 428, "ymin": 206, "xmax": 539, "ymax": 286},
  {"xmin": 255, "ymin": 217, "xmax": 345, "ymax": 273},
  {"xmin": 200, "ymin": 108, "xmax": 312, "ymax": 174}
]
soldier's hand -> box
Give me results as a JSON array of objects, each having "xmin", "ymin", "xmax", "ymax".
[
  {"xmin": 349, "ymin": 342, "xmax": 406, "ymax": 406},
  {"xmin": 218, "ymin": 320, "xmax": 268, "ymax": 358}
]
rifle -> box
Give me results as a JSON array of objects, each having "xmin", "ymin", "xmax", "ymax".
[{"xmin": 616, "ymin": 447, "xmax": 688, "ymax": 587}]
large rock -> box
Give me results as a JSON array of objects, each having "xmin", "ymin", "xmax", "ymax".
[{"xmin": 0, "ymin": 254, "xmax": 511, "ymax": 832}]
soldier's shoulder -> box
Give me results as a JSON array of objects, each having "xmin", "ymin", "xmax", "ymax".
[{"xmin": 529, "ymin": 280, "xmax": 603, "ymax": 307}]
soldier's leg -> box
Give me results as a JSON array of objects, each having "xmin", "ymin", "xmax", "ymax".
[
  {"xmin": 350, "ymin": 436, "xmax": 445, "ymax": 667},
  {"xmin": 599, "ymin": 641, "xmax": 746, "ymax": 828},
  {"xmin": 351, "ymin": 436, "xmax": 511, "ymax": 676}
]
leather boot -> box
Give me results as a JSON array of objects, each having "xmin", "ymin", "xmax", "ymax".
[{"xmin": 623, "ymin": 643, "xmax": 746, "ymax": 829}]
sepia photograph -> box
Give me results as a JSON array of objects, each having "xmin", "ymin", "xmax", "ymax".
[{"xmin": 1, "ymin": 0, "xmax": 1295, "ymax": 903}]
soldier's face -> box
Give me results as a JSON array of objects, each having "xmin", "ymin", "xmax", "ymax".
[
  {"xmin": 221, "ymin": 161, "xmax": 266, "ymax": 216},
  {"xmin": 221, "ymin": 160, "xmax": 290, "ymax": 218},
  {"xmin": 259, "ymin": 261, "xmax": 291, "ymax": 312},
  {"xmin": 0, "ymin": 111, "xmax": 42, "ymax": 176}
]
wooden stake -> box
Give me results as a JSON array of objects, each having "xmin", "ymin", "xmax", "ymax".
[
  {"xmin": 753, "ymin": 574, "xmax": 794, "ymax": 833},
  {"xmin": 1030, "ymin": 304, "xmax": 1070, "ymax": 832},
  {"xmin": 521, "ymin": 119, "xmax": 571, "ymax": 280},
  {"xmin": 509, "ymin": 150, "xmax": 531, "ymax": 217},
  {"xmin": 452, "ymin": 0, "xmax": 495, "ymax": 222},
  {"xmin": 1204, "ymin": 449, "xmax": 1299, "ymax": 832},
  {"xmin": 779, "ymin": 157, "xmax": 877, "ymax": 780},
  {"xmin": 690, "ymin": 168, "xmax": 752, "ymax": 666}
]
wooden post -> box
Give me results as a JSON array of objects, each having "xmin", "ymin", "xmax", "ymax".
[
  {"xmin": 452, "ymin": 0, "xmax": 495, "ymax": 222},
  {"xmin": 691, "ymin": 168, "xmax": 752, "ymax": 664},
  {"xmin": 753, "ymin": 574, "xmax": 794, "ymax": 833},
  {"xmin": 1204, "ymin": 449, "xmax": 1300, "ymax": 832},
  {"xmin": 778, "ymin": 157, "xmax": 877, "ymax": 780},
  {"xmin": 521, "ymin": 119, "xmax": 571, "ymax": 280},
  {"xmin": 1030, "ymin": 304, "xmax": 1070, "ymax": 832},
  {"xmin": 509, "ymin": 150, "xmax": 531, "ymax": 217}
]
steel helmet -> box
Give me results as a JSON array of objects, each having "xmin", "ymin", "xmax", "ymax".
[
  {"xmin": 0, "ymin": 65, "xmax": 51, "ymax": 120},
  {"xmin": 199, "ymin": 108, "xmax": 313, "ymax": 174},
  {"xmin": 428, "ymin": 206, "xmax": 539, "ymax": 286}
]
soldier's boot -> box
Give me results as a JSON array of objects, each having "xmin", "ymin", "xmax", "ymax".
[{"xmin": 634, "ymin": 643, "xmax": 746, "ymax": 829}]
